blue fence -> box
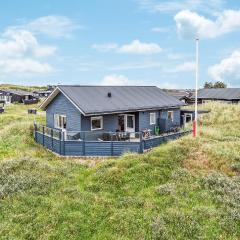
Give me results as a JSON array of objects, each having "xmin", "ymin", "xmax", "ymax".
[{"xmin": 34, "ymin": 125, "xmax": 192, "ymax": 157}]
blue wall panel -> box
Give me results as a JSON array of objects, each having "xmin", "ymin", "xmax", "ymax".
[
  {"xmin": 46, "ymin": 93, "xmax": 81, "ymax": 131},
  {"xmin": 138, "ymin": 111, "xmax": 160, "ymax": 132},
  {"xmin": 85, "ymin": 142, "xmax": 112, "ymax": 156},
  {"xmin": 81, "ymin": 114, "xmax": 119, "ymax": 132},
  {"xmin": 65, "ymin": 141, "xmax": 84, "ymax": 156},
  {"xmin": 159, "ymin": 109, "xmax": 181, "ymax": 132},
  {"xmin": 112, "ymin": 142, "xmax": 141, "ymax": 156}
]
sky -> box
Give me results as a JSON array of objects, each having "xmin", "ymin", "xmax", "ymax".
[{"xmin": 0, "ymin": 0, "xmax": 240, "ymax": 88}]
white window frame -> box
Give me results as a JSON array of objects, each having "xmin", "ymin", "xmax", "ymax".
[
  {"xmin": 125, "ymin": 114, "xmax": 135, "ymax": 132},
  {"xmin": 167, "ymin": 111, "xmax": 173, "ymax": 121},
  {"xmin": 150, "ymin": 112, "xmax": 156, "ymax": 125},
  {"xmin": 184, "ymin": 113, "xmax": 192, "ymax": 125},
  {"xmin": 54, "ymin": 114, "xmax": 67, "ymax": 130},
  {"xmin": 91, "ymin": 116, "xmax": 103, "ymax": 131}
]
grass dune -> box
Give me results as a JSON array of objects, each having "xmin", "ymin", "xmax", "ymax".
[{"xmin": 0, "ymin": 102, "xmax": 239, "ymax": 239}]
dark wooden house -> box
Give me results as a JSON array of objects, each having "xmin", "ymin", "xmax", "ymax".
[
  {"xmin": 0, "ymin": 89, "xmax": 39, "ymax": 104},
  {"xmin": 191, "ymin": 88, "xmax": 240, "ymax": 104}
]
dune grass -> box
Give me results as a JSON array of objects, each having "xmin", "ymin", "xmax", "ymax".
[
  {"xmin": 0, "ymin": 84, "xmax": 47, "ymax": 91},
  {"xmin": 0, "ymin": 102, "xmax": 239, "ymax": 239}
]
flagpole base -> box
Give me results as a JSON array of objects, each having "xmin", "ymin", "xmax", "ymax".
[{"xmin": 193, "ymin": 120, "xmax": 197, "ymax": 137}]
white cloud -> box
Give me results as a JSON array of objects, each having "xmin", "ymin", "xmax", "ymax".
[
  {"xmin": 92, "ymin": 39, "xmax": 163, "ymax": 55},
  {"xmin": 174, "ymin": 10, "xmax": 240, "ymax": 39},
  {"xmin": 101, "ymin": 74, "xmax": 132, "ymax": 85},
  {"xmin": 0, "ymin": 15, "xmax": 78, "ymax": 78},
  {"xmin": 208, "ymin": 50, "xmax": 240, "ymax": 84},
  {"xmin": 91, "ymin": 43, "xmax": 118, "ymax": 52},
  {"xmin": 167, "ymin": 53, "xmax": 184, "ymax": 60},
  {"xmin": 174, "ymin": 61, "xmax": 195, "ymax": 72},
  {"xmin": 0, "ymin": 29, "xmax": 56, "ymax": 58},
  {"xmin": 118, "ymin": 40, "xmax": 162, "ymax": 55},
  {"xmin": 23, "ymin": 15, "xmax": 80, "ymax": 38},
  {"xmin": 33, "ymin": 45, "xmax": 57, "ymax": 57},
  {"xmin": 137, "ymin": 0, "xmax": 225, "ymax": 13},
  {"xmin": 159, "ymin": 82, "xmax": 180, "ymax": 89},
  {"xmin": 110, "ymin": 61, "xmax": 162, "ymax": 71},
  {"xmin": 0, "ymin": 29, "xmax": 55, "ymax": 75},
  {"xmin": 0, "ymin": 58, "xmax": 53, "ymax": 73},
  {"xmin": 166, "ymin": 61, "xmax": 195, "ymax": 73}
]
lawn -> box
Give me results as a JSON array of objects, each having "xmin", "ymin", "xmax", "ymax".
[{"xmin": 0, "ymin": 102, "xmax": 239, "ymax": 239}]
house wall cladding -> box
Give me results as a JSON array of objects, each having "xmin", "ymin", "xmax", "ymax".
[
  {"xmin": 138, "ymin": 109, "xmax": 181, "ymax": 133},
  {"xmin": 81, "ymin": 114, "xmax": 119, "ymax": 132},
  {"xmin": 46, "ymin": 93, "xmax": 81, "ymax": 131},
  {"xmin": 138, "ymin": 111, "xmax": 160, "ymax": 132},
  {"xmin": 45, "ymin": 92, "xmax": 181, "ymax": 134}
]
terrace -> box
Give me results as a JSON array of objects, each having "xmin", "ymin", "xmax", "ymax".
[{"xmin": 34, "ymin": 124, "xmax": 192, "ymax": 156}]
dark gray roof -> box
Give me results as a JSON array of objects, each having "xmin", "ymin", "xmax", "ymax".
[
  {"xmin": 43, "ymin": 85, "xmax": 185, "ymax": 115},
  {"xmin": 163, "ymin": 89, "xmax": 194, "ymax": 100},
  {"xmin": 33, "ymin": 90, "xmax": 52, "ymax": 94},
  {"xmin": 1, "ymin": 89, "xmax": 33, "ymax": 96},
  {"xmin": 194, "ymin": 88, "xmax": 240, "ymax": 100},
  {"xmin": 181, "ymin": 109, "xmax": 210, "ymax": 114}
]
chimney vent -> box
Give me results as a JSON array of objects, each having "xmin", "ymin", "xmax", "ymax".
[{"xmin": 107, "ymin": 92, "xmax": 112, "ymax": 98}]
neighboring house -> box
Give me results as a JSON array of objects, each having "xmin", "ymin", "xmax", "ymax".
[
  {"xmin": 163, "ymin": 89, "xmax": 194, "ymax": 104},
  {"xmin": 181, "ymin": 109, "xmax": 210, "ymax": 126},
  {"xmin": 191, "ymin": 88, "xmax": 240, "ymax": 104},
  {"xmin": 0, "ymin": 100, "xmax": 4, "ymax": 113},
  {"xmin": 0, "ymin": 89, "xmax": 39, "ymax": 104},
  {"xmin": 40, "ymin": 85, "xmax": 186, "ymax": 135},
  {"xmin": 33, "ymin": 90, "xmax": 52, "ymax": 98}
]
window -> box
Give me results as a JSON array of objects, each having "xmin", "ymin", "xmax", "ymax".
[
  {"xmin": 150, "ymin": 112, "xmax": 156, "ymax": 125},
  {"xmin": 127, "ymin": 115, "xmax": 134, "ymax": 128},
  {"xmin": 91, "ymin": 116, "xmax": 103, "ymax": 130},
  {"xmin": 167, "ymin": 111, "xmax": 173, "ymax": 121},
  {"xmin": 54, "ymin": 114, "xmax": 67, "ymax": 129}
]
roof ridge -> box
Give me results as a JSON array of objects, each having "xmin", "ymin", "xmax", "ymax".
[{"xmin": 58, "ymin": 85, "xmax": 157, "ymax": 87}]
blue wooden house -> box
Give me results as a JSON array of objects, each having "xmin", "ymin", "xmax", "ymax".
[{"xmin": 35, "ymin": 85, "xmax": 190, "ymax": 156}]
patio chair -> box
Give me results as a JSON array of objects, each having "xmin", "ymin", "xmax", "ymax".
[
  {"xmin": 142, "ymin": 129, "xmax": 151, "ymax": 139},
  {"xmin": 102, "ymin": 133, "xmax": 111, "ymax": 141}
]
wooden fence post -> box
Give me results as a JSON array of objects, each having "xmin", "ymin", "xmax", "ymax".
[
  {"xmin": 83, "ymin": 132, "xmax": 85, "ymax": 156},
  {"xmin": 111, "ymin": 133, "xmax": 113, "ymax": 156},
  {"xmin": 140, "ymin": 132, "xmax": 144, "ymax": 153},
  {"xmin": 42, "ymin": 126, "xmax": 45, "ymax": 146},
  {"xmin": 59, "ymin": 131, "xmax": 62, "ymax": 155},
  {"xmin": 34, "ymin": 123, "xmax": 37, "ymax": 141},
  {"xmin": 51, "ymin": 129, "xmax": 53, "ymax": 150},
  {"xmin": 62, "ymin": 130, "xmax": 65, "ymax": 156}
]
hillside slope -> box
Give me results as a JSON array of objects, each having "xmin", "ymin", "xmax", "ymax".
[
  {"xmin": 0, "ymin": 84, "xmax": 47, "ymax": 92},
  {"xmin": 0, "ymin": 103, "xmax": 239, "ymax": 239}
]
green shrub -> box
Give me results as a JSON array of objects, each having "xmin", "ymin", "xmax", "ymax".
[
  {"xmin": 0, "ymin": 158, "xmax": 65, "ymax": 198},
  {"xmin": 155, "ymin": 183, "xmax": 176, "ymax": 196}
]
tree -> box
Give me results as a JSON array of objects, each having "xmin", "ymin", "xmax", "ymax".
[
  {"xmin": 204, "ymin": 81, "xmax": 227, "ymax": 89},
  {"xmin": 213, "ymin": 81, "xmax": 227, "ymax": 88},
  {"xmin": 204, "ymin": 82, "xmax": 214, "ymax": 89}
]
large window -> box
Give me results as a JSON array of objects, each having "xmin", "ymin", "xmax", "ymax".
[
  {"xmin": 167, "ymin": 111, "xmax": 173, "ymax": 121},
  {"xmin": 150, "ymin": 112, "xmax": 156, "ymax": 125},
  {"xmin": 54, "ymin": 114, "xmax": 67, "ymax": 129},
  {"xmin": 91, "ymin": 116, "xmax": 103, "ymax": 131}
]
